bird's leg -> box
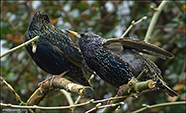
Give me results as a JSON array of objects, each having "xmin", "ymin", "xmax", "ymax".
[
  {"xmin": 50, "ymin": 70, "xmax": 69, "ymax": 86},
  {"xmin": 107, "ymin": 96, "xmax": 114, "ymax": 105},
  {"xmin": 38, "ymin": 76, "xmax": 53, "ymax": 93},
  {"xmin": 117, "ymin": 84, "xmax": 127, "ymax": 96},
  {"xmin": 38, "ymin": 70, "xmax": 69, "ymax": 93}
]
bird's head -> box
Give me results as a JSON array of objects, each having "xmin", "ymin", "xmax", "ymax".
[
  {"xmin": 32, "ymin": 11, "xmax": 50, "ymax": 24},
  {"xmin": 28, "ymin": 11, "xmax": 50, "ymax": 31},
  {"xmin": 66, "ymin": 30, "xmax": 104, "ymax": 56},
  {"xmin": 66, "ymin": 30, "xmax": 103, "ymax": 47}
]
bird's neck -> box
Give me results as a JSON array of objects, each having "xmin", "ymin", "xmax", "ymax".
[
  {"xmin": 29, "ymin": 20, "xmax": 50, "ymax": 31},
  {"xmin": 81, "ymin": 41, "xmax": 102, "ymax": 58}
]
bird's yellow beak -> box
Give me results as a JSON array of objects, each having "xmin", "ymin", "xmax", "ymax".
[{"xmin": 66, "ymin": 30, "xmax": 81, "ymax": 38}]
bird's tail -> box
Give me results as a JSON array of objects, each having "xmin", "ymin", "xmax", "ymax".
[
  {"xmin": 143, "ymin": 56, "xmax": 178, "ymax": 97},
  {"xmin": 157, "ymin": 78, "xmax": 179, "ymax": 97}
]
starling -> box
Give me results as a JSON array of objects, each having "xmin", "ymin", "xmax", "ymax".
[
  {"xmin": 24, "ymin": 11, "xmax": 91, "ymax": 90},
  {"xmin": 67, "ymin": 30, "xmax": 178, "ymax": 97}
]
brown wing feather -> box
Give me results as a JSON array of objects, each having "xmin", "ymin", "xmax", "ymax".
[{"xmin": 103, "ymin": 37, "xmax": 174, "ymax": 59}]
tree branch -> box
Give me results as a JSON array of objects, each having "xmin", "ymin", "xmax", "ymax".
[
  {"xmin": 121, "ymin": 16, "xmax": 147, "ymax": 38},
  {"xmin": 0, "ymin": 96, "xmax": 126, "ymax": 110},
  {"xmin": 101, "ymin": 77, "xmax": 156, "ymax": 113},
  {"xmin": 144, "ymin": 0, "xmax": 169, "ymax": 42},
  {"xmin": 131, "ymin": 101, "xmax": 186, "ymax": 113},
  {"xmin": 26, "ymin": 77, "xmax": 94, "ymax": 106},
  {"xmin": 0, "ymin": 36, "xmax": 39, "ymax": 58},
  {"xmin": 1, "ymin": 78, "xmax": 154, "ymax": 111},
  {"xmin": 60, "ymin": 89, "xmax": 76, "ymax": 112},
  {"xmin": 85, "ymin": 102, "xmax": 124, "ymax": 113},
  {"xmin": 60, "ymin": 89, "xmax": 74, "ymax": 105},
  {"xmin": 71, "ymin": 96, "xmax": 82, "ymax": 113},
  {"xmin": 0, "ymin": 77, "xmax": 25, "ymax": 105}
]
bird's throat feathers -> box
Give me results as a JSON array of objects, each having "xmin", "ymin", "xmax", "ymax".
[{"xmin": 79, "ymin": 35, "xmax": 104, "ymax": 57}]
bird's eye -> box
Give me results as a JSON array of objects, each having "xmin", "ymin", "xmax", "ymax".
[{"xmin": 80, "ymin": 33, "xmax": 85, "ymax": 37}]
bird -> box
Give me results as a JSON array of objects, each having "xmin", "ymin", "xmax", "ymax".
[
  {"xmin": 24, "ymin": 11, "xmax": 92, "ymax": 92},
  {"xmin": 66, "ymin": 30, "xmax": 178, "ymax": 97}
]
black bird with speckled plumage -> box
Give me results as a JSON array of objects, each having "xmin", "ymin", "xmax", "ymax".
[
  {"xmin": 67, "ymin": 30, "xmax": 178, "ymax": 97},
  {"xmin": 24, "ymin": 11, "xmax": 91, "ymax": 86}
]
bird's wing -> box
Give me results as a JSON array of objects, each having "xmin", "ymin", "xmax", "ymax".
[
  {"xmin": 41, "ymin": 33, "xmax": 94, "ymax": 76},
  {"xmin": 103, "ymin": 37, "xmax": 174, "ymax": 59}
]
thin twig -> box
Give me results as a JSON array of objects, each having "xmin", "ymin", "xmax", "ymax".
[
  {"xmin": 85, "ymin": 102, "xmax": 124, "ymax": 113},
  {"xmin": 0, "ymin": 102, "xmax": 90, "ymax": 110},
  {"xmin": 0, "ymin": 77, "xmax": 25, "ymax": 105},
  {"xmin": 61, "ymin": 89, "xmax": 76, "ymax": 113},
  {"xmin": 131, "ymin": 101, "xmax": 186, "ymax": 113},
  {"xmin": 71, "ymin": 96, "xmax": 81, "ymax": 113},
  {"xmin": 144, "ymin": 0, "xmax": 170, "ymax": 42},
  {"xmin": 60, "ymin": 89, "xmax": 74, "ymax": 105},
  {"xmin": 1, "ymin": 78, "xmax": 156, "ymax": 111},
  {"xmin": 101, "ymin": 78, "xmax": 156, "ymax": 113},
  {"xmin": 0, "ymin": 36, "xmax": 39, "ymax": 58},
  {"xmin": 0, "ymin": 96, "xmax": 126, "ymax": 110},
  {"xmin": 136, "ymin": 69, "xmax": 148, "ymax": 81},
  {"xmin": 74, "ymin": 96, "xmax": 81, "ymax": 104},
  {"xmin": 121, "ymin": 16, "xmax": 147, "ymax": 38},
  {"xmin": 1, "ymin": 101, "xmax": 185, "ymax": 112}
]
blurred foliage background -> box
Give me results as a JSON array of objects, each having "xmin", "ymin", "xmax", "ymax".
[{"xmin": 0, "ymin": 1, "xmax": 185, "ymax": 113}]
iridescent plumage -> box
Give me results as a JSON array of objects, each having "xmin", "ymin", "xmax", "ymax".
[
  {"xmin": 67, "ymin": 30, "xmax": 178, "ymax": 97},
  {"xmin": 24, "ymin": 11, "xmax": 91, "ymax": 86}
]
